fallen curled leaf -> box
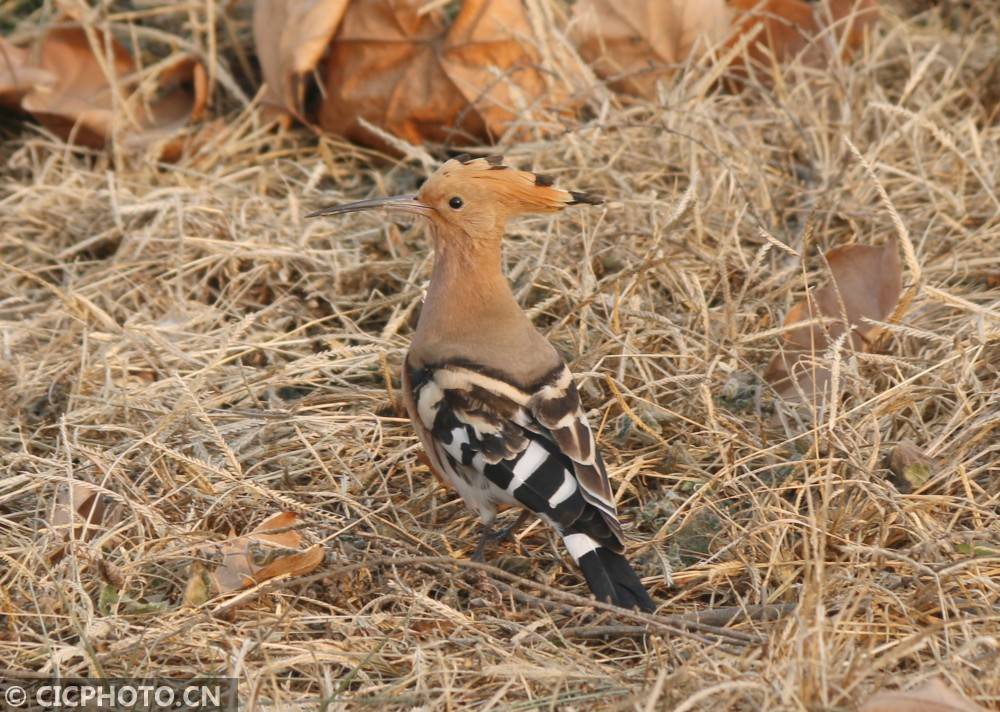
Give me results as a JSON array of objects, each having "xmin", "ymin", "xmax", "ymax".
[
  {"xmin": 19, "ymin": 25, "xmax": 207, "ymax": 159},
  {"xmin": 188, "ymin": 511, "xmax": 325, "ymax": 601},
  {"xmin": 247, "ymin": 510, "xmax": 303, "ymax": 548},
  {"xmin": 859, "ymin": 677, "xmax": 986, "ymax": 712},
  {"xmin": 571, "ymin": 0, "xmax": 733, "ymax": 98},
  {"xmin": 887, "ymin": 439, "xmax": 934, "ymax": 492},
  {"xmin": 21, "ymin": 26, "xmax": 134, "ymax": 148},
  {"xmin": 726, "ymin": 0, "xmax": 879, "ymax": 85},
  {"xmin": 828, "ymin": 0, "xmax": 881, "ymax": 51},
  {"xmin": 209, "ymin": 530, "xmax": 258, "ymax": 593},
  {"xmin": 251, "ymin": 544, "xmax": 325, "ymax": 583},
  {"xmin": 0, "ymin": 37, "xmax": 55, "ymax": 110},
  {"xmin": 765, "ymin": 239, "xmax": 902, "ymax": 402},
  {"xmin": 318, "ymin": 0, "xmax": 566, "ymax": 147},
  {"xmin": 49, "ymin": 482, "xmax": 107, "ymax": 541},
  {"xmin": 252, "ymin": 0, "xmax": 350, "ymax": 125},
  {"xmin": 119, "ymin": 56, "xmax": 210, "ymax": 161}
]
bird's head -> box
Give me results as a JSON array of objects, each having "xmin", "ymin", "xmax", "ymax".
[{"xmin": 307, "ymin": 155, "xmax": 602, "ymax": 242}]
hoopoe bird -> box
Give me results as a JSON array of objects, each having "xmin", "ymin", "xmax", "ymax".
[{"xmin": 308, "ymin": 155, "xmax": 654, "ymax": 611}]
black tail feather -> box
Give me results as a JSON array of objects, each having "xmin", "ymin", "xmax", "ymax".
[{"xmin": 576, "ymin": 546, "xmax": 655, "ymax": 612}]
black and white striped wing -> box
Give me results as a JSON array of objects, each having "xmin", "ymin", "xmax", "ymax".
[
  {"xmin": 407, "ymin": 361, "xmax": 625, "ymax": 551},
  {"xmin": 527, "ymin": 365, "xmax": 622, "ymax": 537}
]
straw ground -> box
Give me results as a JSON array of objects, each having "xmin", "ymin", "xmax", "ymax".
[{"xmin": 1, "ymin": 1, "xmax": 998, "ymax": 709}]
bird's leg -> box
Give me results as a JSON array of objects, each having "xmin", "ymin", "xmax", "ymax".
[
  {"xmin": 493, "ymin": 510, "xmax": 529, "ymax": 545},
  {"xmin": 471, "ymin": 511, "xmax": 529, "ymax": 562}
]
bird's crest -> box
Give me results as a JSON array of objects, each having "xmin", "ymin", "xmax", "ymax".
[{"xmin": 432, "ymin": 154, "xmax": 603, "ymax": 215}]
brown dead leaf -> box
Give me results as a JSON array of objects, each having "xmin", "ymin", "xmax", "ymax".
[
  {"xmin": 860, "ymin": 677, "xmax": 986, "ymax": 712},
  {"xmin": 887, "ymin": 439, "xmax": 934, "ymax": 492},
  {"xmin": 21, "ymin": 26, "xmax": 134, "ymax": 148},
  {"xmin": 765, "ymin": 240, "xmax": 902, "ymax": 401},
  {"xmin": 783, "ymin": 240, "xmax": 902, "ymax": 352},
  {"xmin": 569, "ymin": 0, "xmax": 878, "ymax": 98},
  {"xmin": 250, "ymin": 544, "xmax": 325, "ymax": 583},
  {"xmin": 247, "ymin": 510, "xmax": 303, "ymax": 548},
  {"xmin": 49, "ymin": 482, "xmax": 106, "ymax": 541},
  {"xmin": 252, "ymin": 0, "xmax": 350, "ymax": 125},
  {"xmin": 726, "ymin": 0, "xmax": 879, "ymax": 86},
  {"xmin": 208, "ymin": 529, "xmax": 257, "ymax": 593},
  {"xmin": 828, "ymin": 0, "xmax": 881, "ymax": 52},
  {"xmin": 20, "ymin": 25, "xmax": 207, "ymax": 159},
  {"xmin": 190, "ymin": 512, "xmax": 324, "ymax": 600},
  {"xmin": 318, "ymin": 0, "xmax": 564, "ymax": 147},
  {"xmin": 571, "ymin": 0, "xmax": 733, "ymax": 98},
  {"xmin": 120, "ymin": 55, "xmax": 210, "ymax": 161},
  {"xmin": 0, "ymin": 37, "xmax": 55, "ymax": 111}
]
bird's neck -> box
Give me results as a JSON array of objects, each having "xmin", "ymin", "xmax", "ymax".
[
  {"xmin": 408, "ymin": 228, "xmax": 551, "ymax": 373},
  {"xmin": 423, "ymin": 234, "xmax": 520, "ymax": 327},
  {"xmin": 407, "ymin": 228, "xmax": 561, "ymax": 384}
]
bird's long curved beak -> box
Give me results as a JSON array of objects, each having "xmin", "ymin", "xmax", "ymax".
[{"xmin": 305, "ymin": 194, "xmax": 432, "ymax": 218}]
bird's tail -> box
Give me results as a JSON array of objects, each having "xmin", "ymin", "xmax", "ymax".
[{"xmin": 561, "ymin": 532, "xmax": 655, "ymax": 612}]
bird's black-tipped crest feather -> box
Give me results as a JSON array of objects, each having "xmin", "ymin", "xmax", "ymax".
[{"xmin": 568, "ymin": 191, "xmax": 603, "ymax": 206}]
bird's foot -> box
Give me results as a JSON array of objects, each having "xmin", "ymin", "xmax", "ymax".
[{"xmin": 471, "ymin": 512, "xmax": 529, "ymax": 562}]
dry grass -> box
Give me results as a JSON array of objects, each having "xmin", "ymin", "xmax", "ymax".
[{"xmin": 2, "ymin": 1, "xmax": 999, "ymax": 709}]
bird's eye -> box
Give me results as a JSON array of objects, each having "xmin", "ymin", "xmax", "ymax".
[{"xmin": 448, "ymin": 196, "xmax": 464, "ymax": 210}]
